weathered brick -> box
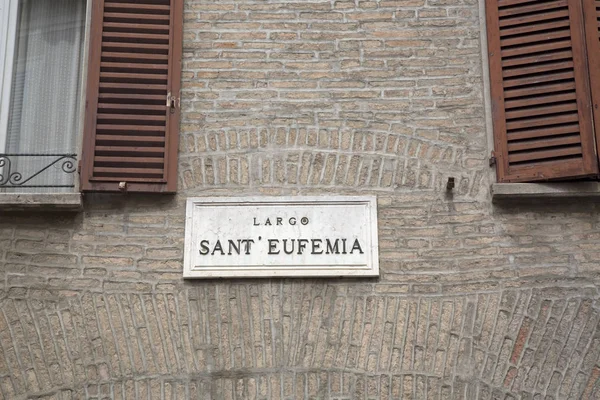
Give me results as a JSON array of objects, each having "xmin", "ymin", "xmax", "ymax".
[{"xmin": 1, "ymin": 0, "xmax": 600, "ymax": 398}]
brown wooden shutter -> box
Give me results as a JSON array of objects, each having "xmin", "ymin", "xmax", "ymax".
[
  {"xmin": 486, "ymin": 0, "xmax": 599, "ymax": 182},
  {"xmin": 81, "ymin": 0, "xmax": 183, "ymax": 192},
  {"xmin": 584, "ymin": 0, "xmax": 600, "ymax": 158}
]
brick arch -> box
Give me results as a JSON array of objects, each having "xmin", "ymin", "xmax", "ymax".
[
  {"xmin": 1, "ymin": 287, "xmax": 599, "ymax": 398},
  {"xmin": 178, "ymin": 145, "xmax": 482, "ymax": 198}
]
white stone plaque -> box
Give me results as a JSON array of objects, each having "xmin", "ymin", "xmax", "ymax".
[{"xmin": 183, "ymin": 196, "xmax": 379, "ymax": 278}]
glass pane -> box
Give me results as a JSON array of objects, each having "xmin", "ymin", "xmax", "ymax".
[{"xmin": 2, "ymin": 0, "xmax": 85, "ymax": 192}]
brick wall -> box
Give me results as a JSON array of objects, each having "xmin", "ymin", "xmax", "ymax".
[{"xmin": 1, "ymin": 0, "xmax": 600, "ymax": 398}]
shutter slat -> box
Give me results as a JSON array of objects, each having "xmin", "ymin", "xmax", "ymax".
[
  {"xmin": 96, "ymin": 124, "xmax": 165, "ymax": 132},
  {"xmin": 501, "ymin": 39, "xmax": 572, "ymax": 58},
  {"xmin": 507, "ymin": 135, "xmax": 581, "ymax": 152},
  {"xmin": 102, "ymin": 32, "xmax": 170, "ymax": 41},
  {"xmin": 502, "ymin": 71, "xmax": 574, "ymax": 88},
  {"xmin": 505, "ymin": 113, "xmax": 579, "ymax": 130},
  {"xmin": 98, "ymin": 93, "xmax": 167, "ymax": 102},
  {"xmin": 87, "ymin": 176, "xmax": 166, "ymax": 183},
  {"xmin": 500, "ymin": 11, "xmax": 569, "ymax": 38},
  {"xmin": 503, "ymin": 81, "xmax": 576, "ymax": 99},
  {"xmin": 500, "ymin": 29, "xmax": 571, "ymax": 47},
  {"xmin": 507, "ymin": 123, "xmax": 580, "ymax": 141},
  {"xmin": 500, "ymin": 18, "xmax": 570, "ymax": 37},
  {"xmin": 98, "ymin": 103, "xmax": 167, "ymax": 111},
  {"xmin": 99, "ymin": 83, "xmax": 167, "ymax": 91},
  {"xmin": 508, "ymin": 146, "xmax": 582, "ymax": 163},
  {"xmin": 104, "ymin": 12, "xmax": 170, "ymax": 21},
  {"xmin": 504, "ymin": 102, "xmax": 577, "ymax": 119},
  {"xmin": 100, "ymin": 72, "xmax": 168, "ymax": 81},
  {"xmin": 95, "ymin": 156, "xmax": 165, "ymax": 164},
  {"xmin": 95, "ymin": 135, "xmax": 166, "ymax": 143},
  {"xmin": 96, "ymin": 114, "xmax": 166, "ymax": 121},
  {"xmin": 102, "ymin": 52, "xmax": 169, "ymax": 61},
  {"xmin": 505, "ymin": 92, "xmax": 577, "ymax": 108},
  {"xmin": 100, "ymin": 62, "xmax": 168, "ymax": 71},
  {"xmin": 96, "ymin": 146, "xmax": 165, "ymax": 154},
  {"xmin": 103, "ymin": 22, "xmax": 170, "ymax": 31},
  {"xmin": 498, "ymin": 0, "xmax": 538, "ymax": 7},
  {"xmin": 502, "ymin": 61, "xmax": 574, "ymax": 78},
  {"xmin": 93, "ymin": 167, "xmax": 165, "ymax": 175},
  {"xmin": 502, "ymin": 50, "xmax": 572, "ymax": 68},
  {"xmin": 498, "ymin": 0, "xmax": 567, "ymax": 17},
  {"xmin": 498, "ymin": 9, "xmax": 569, "ymax": 27},
  {"xmin": 103, "ymin": 2, "xmax": 171, "ymax": 12},
  {"xmin": 102, "ymin": 42, "xmax": 169, "ymax": 51}
]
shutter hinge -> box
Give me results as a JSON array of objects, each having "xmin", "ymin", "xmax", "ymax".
[
  {"xmin": 489, "ymin": 151, "xmax": 497, "ymax": 167},
  {"xmin": 166, "ymin": 92, "xmax": 180, "ymax": 112},
  {"xmin": 77, "ymin": 159, "xmax": 82, "ymax": 174}
]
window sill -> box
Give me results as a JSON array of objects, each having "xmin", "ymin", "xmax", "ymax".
[
  {"xmin": 492, "ymin": 182, "xmax": 600, "ymax": 201},
  {"xmin": 0, "ymin": 193, "xmax": 82, "ymax": 211}
]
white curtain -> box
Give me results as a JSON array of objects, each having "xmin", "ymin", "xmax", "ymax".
[{"xmin": 5, "ymin": 0, "xmax": 85, "ymax": 192}]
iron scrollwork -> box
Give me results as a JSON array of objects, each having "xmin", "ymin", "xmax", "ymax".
[{"xmin": 0, "ymin": 154, "xmax": 77, "ymax": 188}]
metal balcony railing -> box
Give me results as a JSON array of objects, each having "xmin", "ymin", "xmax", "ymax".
[{"xmin": 0, "ymin": 154, "xmax": 77, "ymax": 188}]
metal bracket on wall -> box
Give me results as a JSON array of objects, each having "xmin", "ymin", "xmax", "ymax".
[{"xmin": 489, "ymin": 150, "xmax": 497, "ymax": 167}]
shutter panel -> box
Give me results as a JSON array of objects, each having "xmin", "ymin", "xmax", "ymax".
[
  {"xmin": 486, "ymin": 0, "xmax": 599, "ymax": 182},
  {"xmin": 81, "ymin": 0, "xmax": 182, "ymax": 192},
  {"xmin": 583, "ymin": 0, "xmax": 600, "ymax": 158}
]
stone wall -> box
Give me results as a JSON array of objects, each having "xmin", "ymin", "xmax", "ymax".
[{"xmin": 1, "ymin": 0, "xmax": 600, "ymax": 398}]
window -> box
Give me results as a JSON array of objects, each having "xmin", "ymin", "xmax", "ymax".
[
  {"xmin": 485, "ymin": 0, "xmax": 600, "ymax": 183},
  {"xmin": 0, "ymin": 0, "xmax": 182, "ymax": 194},
  {"xmin": 0, "ymin": 0, "xmax": 86, "ymax": 192}
]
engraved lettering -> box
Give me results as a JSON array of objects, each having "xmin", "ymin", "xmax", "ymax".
[
  {"xmin": 211, "ymin": 240, "xmax": 225, "ymax": 255},
  {"xmin": 297, "ymin": 239, "xmax": 309, "ymax": 255},
  {"xmin": 326, "ymin": 239, "xmax": 340, "ymax": 254},
  {"xmin": 268, "ymin": 239, "xmax": 280, "ymax": 254},
  {"xmin": 283, "ymin": 239, "xmax": 295, "ymax": 255},
  {"xmin": 311, "ymin": 238, "xmax": 323, "ymax": 254},
  {"xmin": 251, "ymin": 216, "xmax": 309, "ymax": 226},
  {"xmin": 199, "ymin": 240, "xmax": 210, "ymax": 255},
  {"xmin": 197, "ymin": 237, "xmax": 361, "ymax": 257},
  {"xmin": 350, "ymin": 239, "xmax": 364, "ymax": 254},
  {"xmin": 241, "ymin": 239, "xmax": 255, "ymax": 255},
  {"xmin": 228, "ymin": 239, "xmax": 241, "ymax": 255}
]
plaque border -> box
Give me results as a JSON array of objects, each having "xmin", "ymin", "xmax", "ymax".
[{"xmin": 183, "ymin": 196, "xmax": 379, "ymax": 278}]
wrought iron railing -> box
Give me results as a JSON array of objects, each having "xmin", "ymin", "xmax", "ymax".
[{"xmin": 0, "ymin": 154, "xmax": 77, "ymax": 188}]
